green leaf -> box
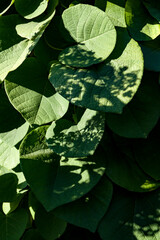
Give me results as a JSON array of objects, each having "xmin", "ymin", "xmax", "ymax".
[
  {"xmin": 133, "ymin": 123, "xmax": 160, "ymax": 181},
  {"xmin": 103, "ymin": 135, "xmax": 159, "ymax": 192},
  {"xmin": 58, "ymin": 4, "xmax": 117, "ymax": 67},
  {"xmin": 35, "ymin": 207, "xmax": 67, "ymax": 240},
  {"xmin": 0, "ymin": 168, "xmax": 18, "ymax": 202},
  {"xmin": 98, "ymin": 188, "xmax": 160, "ymax": 240},
  {"xmin": 54, "ymin": 176, "xmax": 113, "ymax": 232},
  {"xmin": 49, "ymin": 28, "xmax": 143, "ymax": 113},
  {"xmin": 0, "ymin": 208, "xmax": 28, "ymax": 240},
  {"xmin": 20, "ymin": 126, "xmax": 106, "ymax": 211},
  {"xmin": 5, "ymin": 58, "xmax": 69, "ymax": 126},
  {"xmin": 15, "ymin": 0, "xmax": 48, "ymax": 19},
  {"xmin": 22, "ymin": 229, "xmax": 45, "ymax": 240},
  {"xmin": 105, "ymin": 0, "xmax": 126, "ymax": 27},
  {"xmin": 106, "ymin": 71, "xmax": 160, "ymax": 138},
  {"xmin": 143, "ymin": 0, "xmax": 160, "ymax": 23},
  {"xmin": 46, "ymin": 109, "xmax": 105, "ymax": 157},
  {"xmin": 125, "ymin": 0, "xmax": 160, "ymax": 41},
  {"xmin": 140, "ymin": 36, "xmax": 160, "ymax": 72}
]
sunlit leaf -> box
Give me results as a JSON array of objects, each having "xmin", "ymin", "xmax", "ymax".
[
  {"xmin": 58, "ymin": 4, "xmax": 117, "ymax": 67},
  {"xmin": 5, "ymin": 58, "xmax": 69, "ymax": 125}
]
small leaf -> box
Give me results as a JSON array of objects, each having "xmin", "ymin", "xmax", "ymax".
[{"xmin": 143, "ymin": 0, "xmax": 160, "ymax": 23}]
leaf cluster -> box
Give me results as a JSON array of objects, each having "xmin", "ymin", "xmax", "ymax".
[{"xmin": 0, "ymin": 0, "xmax": 160, "ymax": 239}]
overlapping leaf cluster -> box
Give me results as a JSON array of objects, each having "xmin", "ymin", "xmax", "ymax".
[{"xmin": 0, "ymin": 0, "xmax": 160, "ymax": 239}]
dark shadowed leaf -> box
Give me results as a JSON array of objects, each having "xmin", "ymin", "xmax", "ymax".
[
  {"xmin": 0, "ymin": 208, "xmax": 28, "ymax": 240},
  {"xmin": 98, "ymin": 187, "xmax": 160, "ymax": 240},
  {"xmin": 54, "ymin": 176, "xmax": 113, "ymax": 232},
  {"xmin": 125, "ymin": 0, "xmax": 160, "ymax": 41},
  {"xmin": 35, "ymin": 207, "xmax": 67, "ymax": 240},
  {"xmin": 106, "ymin": 71, "xmax": 160, "ymax": 138},
  {"xmin": 143, "ymin": 0, "xmax": 160, "ymax": 23}
]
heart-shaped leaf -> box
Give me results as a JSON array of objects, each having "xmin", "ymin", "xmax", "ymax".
[
  {"xmin": 5, "ymin": 58, "xmax": 69, "ymax": 125},
  {"xmin": 20, "ymin": 126, "xmax": 106, "ymax": 211},
  {"xmin": 49, "ymin": 28, "xmax": 143, "ymax": 113},
  {"xmin": 58, "ymin": 4, "xmax": 117, "ymax": 67},
  {"xmin": 46, "ymin": 109, "xmax": 105, "ymax": 157}
]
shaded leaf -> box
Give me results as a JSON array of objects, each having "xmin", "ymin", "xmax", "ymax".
[
  {"xmin": 98, "ymin": 187, "xmax": 160, "ymax": 240},
  {"xmin": 143, "ymin": 0, "xmax": 160, "ymax": 23},
  {"xmin": 0, "ymin": 208, "xmax": 28, "ymax": 240},
  {"xmin": 54, "ymin": 176, "xmax": 113, "ymax": 232},
  {"xmin": 20, "ymin": 126, "xmax": 106, "ymax": 211},
  {"xmin": 35, "ymin": 207, "xmax": 67, "ymax": 240},
  {"xmin": 106, "ymin": 71, "xmax": 160, "ymax": 138},
  {"xmin": 125, "ymin": 0, "xmax": 160, "ymax": 41}
]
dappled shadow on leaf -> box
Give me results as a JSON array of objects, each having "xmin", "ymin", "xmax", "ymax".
[
  {"xmin": 59, "ymin": 43, "xmax": 104, "ymax": 68},
  {"xmin": 50, "ymin": 27, "xmax": 142, "ymax": 113},
  {"xmin": 98, "ymin": 186, "xmax": 160, "ymax": 239},
  {"xmin": 50, "ymin": 61, "xmax": 139, "ymax": 113},
  {"xmin": 46, "ymin": 110, "xmax": 105, "ymax": 158}
]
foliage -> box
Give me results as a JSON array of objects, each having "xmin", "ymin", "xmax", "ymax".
[{"xmin": 0, "ymin": 0, "xmax": 160, "ymax": 239}]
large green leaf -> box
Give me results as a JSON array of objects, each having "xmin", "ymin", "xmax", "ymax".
[
  {"xmin": 5, "ymin": 58, "xmax": 69, "ymax": 125},
  {"xmin": 125, "ymin": 0, "xmax": 160, "ymax": 41},
  {"xmin": 103, "ymin": 134, "xmax": 159, "ymax": 192},
  {"xmin": 58, "ymin": 4, "xmax": 117, "ymax": 67},
  {"xmin": 0, "ymin": 208, "xmax": 28, "ymax": 240},
  {"xmin": 98, "ymin": 188, "xmax": 160, "ymax": 240},
  {"xmin": 46, "ymin": 109, "xmax": 105, "ymax": 157},
  {"xmin": 133, "ymin": 123, "xmax": 160, "ymax": 181},
  {"xmin": 20, "ymin": 126, "xmax": 106, "ymax": 211},
  {"xmin": 35, "ymin": 207, "xmax": 67, "ymax": 240},
  {"xmin": 143, "ymin": 0, "xmax": 160, "ymax": 23},
  {"xmin": 54, "ymin": 176, "xmax": 113, "ymax": 232},
  {"xmin": 15, "ymin": 0, "xmax": 48, "ymax": 19},
  {"xmin": 140, "ymin": 36, "xmax": 160, "ymax": 72},
  {"xmin": 106, "ymin": 71, "xmax": 160, "ymax": 138},
  {"xmin": 0, "ymin": 4, "xmax": 56, "ymax": 81},
  {"xmin": 49, "ymin": 28, "xmax": 143, "ymax": 113}
]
